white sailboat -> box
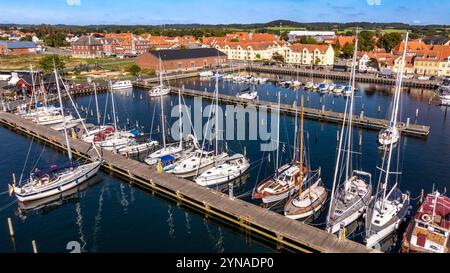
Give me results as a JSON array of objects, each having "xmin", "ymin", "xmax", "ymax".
[
  {"xmin": 111, "ymin": 80, "xmax": 133, "ymax": 90},
  {"xmin": 144, "ymin": 88, "xmax": 197, "ymax": 166},
  {"xmin": 194, "ymin": 74, "xmax": 250, "ymax": 186},
  {"xmin": 12, "ymin": 68, "xmax": 102, "ymax": 202},
  {"xmin": 365, "ymin": 33, "xmax": 411, "ymax": 249},
  {"xmin": 172, "ymin": 73, "xmax": 228, "ymax": 179},
  {"xmin": 326, "ymin": 35, "xmax": 373, "ymax": 234},
  {"xmin": 149, "ymin": 57, "xmax": 171, "ymax": 97}
]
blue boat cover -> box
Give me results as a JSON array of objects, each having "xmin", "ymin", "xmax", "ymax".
[{"xmin": 128, "ymin": 129, "xmax": 141, "ymax": 136}]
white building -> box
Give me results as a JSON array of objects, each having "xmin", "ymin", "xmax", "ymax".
[{"xmin": 288, "ymin": 31, "xmax": 336, "ymax": 43}]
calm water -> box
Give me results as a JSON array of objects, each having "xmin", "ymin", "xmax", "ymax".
[{"xmin": 1, "ymin": 74, "xmax": 449, "ymax": 252}]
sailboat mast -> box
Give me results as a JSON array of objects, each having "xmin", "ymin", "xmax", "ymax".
[
  {"xmin": 178, "ymin": 88, "xmax": 183, "ymax": 148},
  {"xmin": 94, "ymin": 82, "xmax": 101, "ymax": 125},
  {"xmin": 345, "ymin": 35, "xmax": 358, "ymax": 181},
  {"xmin": 54, "ymin": 68, "xmax": 72, "ymax": 161},
  {"xmin": 275, "ymin": 92, "xmax": 280, "ymax": 175},
  {"xmin": 215, "ymin": 73, "xmax": 219, "ymax": 155},
  {"xmin": 109, "ymin": 81, "xmax": 118, "ymax": 138},
  {"xmin": 160, "ymin": 93, "xmax": 166, "ymax": 147},
  {"xmin": 40, "ymin": 76, "xmax": 48, "ymax": 108},
  {"xmin": 381, "ymin": 33, "xmax": 409, "ymax": 208},
  {"xmin": 159, "ymin": 57, "xmax": 163, "ymax": 87},
  {"xmin": 30, "ymin": 65, "xmax": 38, "ymax": 106},
  {"xmin": 298, "ymin": 96, "xmax": 304, "ymax": 194}
]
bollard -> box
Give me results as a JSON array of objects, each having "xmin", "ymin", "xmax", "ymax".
[
  {"xmin": 337, "ymin": 130, "xmax": 340, "ymax": 142},
  {"xmin": 360, "ymin": 110, "xmax": 364, "ymax": 119},
  {"xmin": 420, "ymin": 188, "xmax": 424, "ymax": 203},
  {"xmin": 7, "ymin": 218, "xmax": 14, "ymax": 237},
  {"xmin": 377, "ymin": 105, "xmax": 381, "ymax": 112},
  {"xmin": 406, "ymin": 117, "xmax": 410, "ymax": 127},
  {"xmin": 359, "ymin": 133, "xmax": 362, "ymax": 146},
  {"xmin": 229, "ymin": 182, "xmax": 234, "ymax": 199},
  {"xmin": 415, "ymin": 108, "xmax": 419, "ymax": 118},
  {"xmin": 32, "ymin": 240, "xmax": 38, "ymax": 253},
  {"xmin": 321, "ymin": 105, "xmax": 325, "ymax": 113}
]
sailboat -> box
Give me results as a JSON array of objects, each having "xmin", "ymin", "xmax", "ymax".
[
  {"xmin": 365, "ymin": 33, "xmax": 411, "ymax": 249},
  {"xmin": 143, "ymin": 88, "xmax": 197, "ymax": 166},
  {"xmin": 326, "ymin": 35, "xmax": 373, "ymax": 234},
  {"xmin": 283, "ymin": 96, "xmax": 327, "ymax": 219},
  {"xmin": 96, "ymin": 82, "xmax": 138, "ymax": 151},
  {"xmin": 305, "ymin": 62, "xmax": 315, "ymax": 90},
  {"xmin": 12, "ymin": 68, "xmax": 102, "ymax": 202},
  {"xmin": 80, "ymin": 83, "xmax": 115, "ymax": 142},
  {"xmin": 149, "ymin": 57, "xmax": 171, "ymax": 97},
  {"xmin": 172, "ymin": 73, "xmax": 228, "ymax": 179},
  {"xmin": 194, "ymin": 75, "xmax": 250, "ymax": 186}
]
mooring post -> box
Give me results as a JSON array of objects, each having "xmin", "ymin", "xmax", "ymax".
[
  {"xmin": 229, "ymin": 182, "xmax": 234, "ymax": 199},
  {"xmin": 406, "ymin": 117, "xmax": 410, "ymax": 127},
  {"xmin": 7, "ymin": 217, "xmax": 14, "ymax": 237},
  {"xmin": 32, "ymin": 240, "xmax": 38, "ymax": 253},
  {"xmin": 420, "ymin": 188, "xmax": 424, "ymax": 203},
  {"xmin": 415, "ymin": 108, "xmax": 419, "ymax": 118}
]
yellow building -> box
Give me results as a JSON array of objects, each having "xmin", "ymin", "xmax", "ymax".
[
  {"xmin": 214, "ymin": 40, "xmax": 288, "ymax": 61},
  {"xmin": 413, "ymin": 46, "xmax": 450, "ymax": 77},
  {"xmin": 285, "ymin": 44, "xmax": 335, "ymax": 66}
]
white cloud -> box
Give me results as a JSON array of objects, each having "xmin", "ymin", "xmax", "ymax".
[
  {"xmin": 367, "ymin": 0, "xmax": 381, "ymax": 6},
  {"xmin": 66, "ymin": 0, "xmax": 81, "ymax": 6},
  {"xmin": 413, "ymin": 20, "xmax": 421, "ymax": 24}
]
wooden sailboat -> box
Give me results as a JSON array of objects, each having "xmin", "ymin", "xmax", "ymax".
[
  {"xmin": 326, "ymin": 34, "xmax": 373, "ymax": 234},
  {"xmin": 365, "ymin": 33, "xmax": 411, "ymax": 249},
  {"xmin": 12, "ymin": 68, "xmax": 102, "ymax": 202},
  {"xmin": 284, "ymin": 96, "xmax": 327, "ymax": 219}
]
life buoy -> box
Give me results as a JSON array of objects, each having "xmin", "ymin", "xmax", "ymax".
[{"xmin": 421, "ymin": 214, "xmax": 431, "ymax": 222}]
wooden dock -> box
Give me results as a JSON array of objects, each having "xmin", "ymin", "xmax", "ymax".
[
  {"xmin": 0, "ymin": 110, "xmax": 375, "ymax": 253},
  {"xmin": 134, "ymin": 83, "xmax": 430, "ymax": 138},
  {"xmin": 249, "ymin": 65, "xmax": 439, "ymax": 89}
]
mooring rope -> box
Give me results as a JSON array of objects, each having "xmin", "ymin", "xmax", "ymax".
[{"xmin": 0, "ymin": 199, "xmax": 18, "ymax": 212}]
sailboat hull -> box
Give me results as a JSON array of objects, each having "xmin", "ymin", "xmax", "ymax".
[{"xmin": 14, "ymin": 161, "xmax": 102, "ymax": 202}]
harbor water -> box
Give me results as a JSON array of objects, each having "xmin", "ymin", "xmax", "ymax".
[{"xmin": 1, "ymin": 75, "xmax": 449, "ymax": 252}]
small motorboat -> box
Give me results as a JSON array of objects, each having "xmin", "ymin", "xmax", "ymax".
[
  {"xmin": 194, "ymin": 153, "xmax": 250, "ymax": 186},
  {"xmin": 111, "ymin": 80, "xmax": 133, "ymax": 90}
]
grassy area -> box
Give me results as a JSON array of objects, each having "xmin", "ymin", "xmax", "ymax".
[{"xmin": 0, "ymin": 54, "xmax": 132, "ymax": 71}]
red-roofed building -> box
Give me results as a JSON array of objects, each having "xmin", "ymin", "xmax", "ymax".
[
  {"xmin": 213, "ymin": 40, "xmax": 288, "ymax": 61},
  {"xmin": 286, "ymin": 44, "xmax": 334, "ymax": 66}
]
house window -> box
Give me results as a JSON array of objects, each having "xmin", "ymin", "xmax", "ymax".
[
  {"xmin": 190, "ymin": 61, "xmax": 195, "ymax": 68},
  {"xmin": 178, "ymin": 63, "xmax": 182, "ymax": 69}
]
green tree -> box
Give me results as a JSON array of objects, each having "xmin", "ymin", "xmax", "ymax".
[
  {"xmin": 20, "ymin": 35, "xmax": 33, "ymax": 41},
  {"xmin": 334, "ymin": 42, "xmax": 342, "ymax": 57},
  {"xmin": 280, "ymin": 31, "xmax": 289, "ymax": 41},
  {"xmin": 230, "ymin": 38, "xmax": 239, "ymax": 42},
  {"xmin": 271, "ymin": 52, "xmax": 284, "ymax": 63},
  {"xmin": 255, "ymin": 53, "xmax": 261, "ymax": 60},
  {"xmin": 315, "ymin": 56, "xmax": 322, "ymax": 65},
  {"xmin": 357, "ymin": 31, "xmax": 375, "ymax": 51},
  {"xmin": 378, "ymin": 32, "xmax": 402, "ymax": 52},
  {"xmin": 300, "ymin": 36, "xmax": 318, "ymax": 44},
  {"xmin": 341, "ymin": 43, "xmax": 355, "ymax": 58},
  {"xmin": 128, "ymin": 64, "xmax": 141, "ymax": 76},
  {"xmin": 39, "ymin": 55, "xmax": 65, "ymax": 74}
]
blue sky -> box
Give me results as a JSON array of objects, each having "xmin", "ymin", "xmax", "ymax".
[{"xmin": 0, "ymin": 0, "xmax": 449, "ymax": 25}]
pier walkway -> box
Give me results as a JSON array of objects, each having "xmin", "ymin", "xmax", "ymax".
[
  {"xmin": 0, "ymin": 110, "xmax": 375, "ymax": 253},
  {"xmin": 134, "ymin": 83, "xmax": 430, "ymax": 138}
]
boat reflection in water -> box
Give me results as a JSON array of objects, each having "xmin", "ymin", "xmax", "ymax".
[{"xmin": 15, "ymin": 176, "xmax": 102, "ymax": 218}]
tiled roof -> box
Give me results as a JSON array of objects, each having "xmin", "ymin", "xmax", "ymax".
[
  {"xmin": 288, "ymin": 43, "xmax": 330, "ymax": 53},
  {"xmin": 0, "ymin": 41, "xmax": 36, "ymax": 49},
  {"xmin": 147, "ymin": 48, "xmax": 226, "ymax": 60}
]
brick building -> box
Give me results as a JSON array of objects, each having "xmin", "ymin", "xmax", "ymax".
[
  {"xmin": 0, "ymin": 41, "xmax": 37, "ymax": 55},
  {"xmin": 135, "ymin": 48, "xmax": 227, "ymax": 73},
  {"xmin": 71, "ymin": 36, "xmax": 104, "ymax": 58}
]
